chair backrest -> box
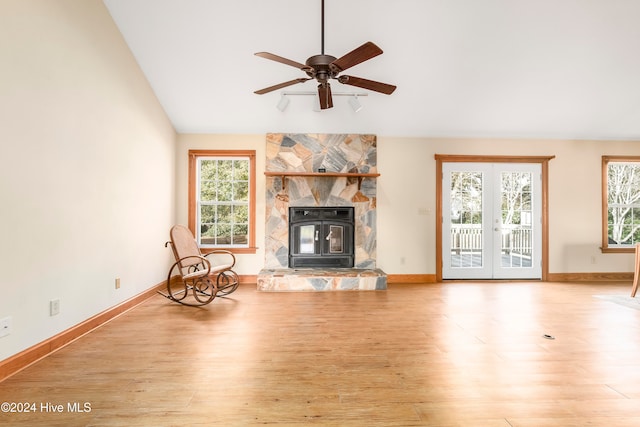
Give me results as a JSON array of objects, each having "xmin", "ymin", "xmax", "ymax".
[{"xmin": 169, "ymin": 225, "xmax": 204, "ymax": 269}]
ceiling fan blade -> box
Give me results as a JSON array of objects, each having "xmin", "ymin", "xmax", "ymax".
[
  {"xmin": 318, "ymin": 83, "xmax": 333, "ymax": 109},
  {"xmin": 254, "ymin": 52, "xmax": 308, "ymax": 70},
  {"xmin": 330, "ymin": 41, "xmax": 383, "ymax": 73},
  {"xmin": 254, "ymin": 78, "xmax": 311, "ymax": 95},
  {"xmin": 337, "ymin": 75, "xmax": 397, "ymax": 95}
]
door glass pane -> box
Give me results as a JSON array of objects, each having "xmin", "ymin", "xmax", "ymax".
[
  {"xmin": 299, "ymin": 225, "xmax": 316, "ymax": 254},
  {"xmin": 450, "ymin": 171, "xmax": 483, "ymax": 268},
  {"xmin": 328, "ymin": 225, "xmax": 344, "ymax": 253},
  {"xmin": 500, "ymin": 172, "xmax": 533, "ymax": 268}
]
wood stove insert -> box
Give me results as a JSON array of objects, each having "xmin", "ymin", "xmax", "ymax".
[{"xmin": 289, "ymin": 207, "xmax": 355, "ymax": 268}]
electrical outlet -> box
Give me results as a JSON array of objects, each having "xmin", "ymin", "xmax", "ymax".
[
  {"xmin": 50, "ymin": 299, "xmax": 60, "ymax": 316},
  {"xmin": 115, "ymin": 278, "xmax": 121, "ymax": 289},
  {"xmin": 0, "ymin": 316, "xmax": 11, "ymax": 338}
]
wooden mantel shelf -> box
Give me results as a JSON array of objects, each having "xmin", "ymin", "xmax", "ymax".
[
  {"xmin": 265, "ymin": 171, "xmax": 380, "ymax": 190},
  {"xmin": 265, "ymin": 171, "xmax": 380, "ymax": 178}
]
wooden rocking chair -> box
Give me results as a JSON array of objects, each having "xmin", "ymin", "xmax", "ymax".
[{"xmin": 160, "ymin": 225, "xmax": 239, "ymax": 306}]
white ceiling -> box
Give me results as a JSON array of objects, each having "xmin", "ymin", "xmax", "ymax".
[{"xmin": 103, "ymin": 0, "xmax": 640, "ymax": 139}]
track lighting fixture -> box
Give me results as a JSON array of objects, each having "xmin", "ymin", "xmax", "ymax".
[{"xmin": 276, "ymin": 91, "xmax": 367, "ymax": 112}]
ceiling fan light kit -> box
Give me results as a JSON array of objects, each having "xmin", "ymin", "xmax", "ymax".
[
  {"xmin": 254, "ymin": 0, "xmax": 396, "ymax": 111},
  {"xmin": 273, "ymin": 91, "xmax": 368, "ymax": 112}
]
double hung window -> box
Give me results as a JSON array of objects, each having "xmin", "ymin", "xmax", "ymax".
[
  {"xmin": 188, "ymin": 150, "xmax": 256, "ymax": 254},
  {"xmin": 602, "ymin": 156, "xmax": 640, "ymax": 252}
]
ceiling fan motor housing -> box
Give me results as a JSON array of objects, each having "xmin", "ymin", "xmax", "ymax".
[{"xmin": 305, "ymin": 54, "xmax": 338, "ymax": 82}]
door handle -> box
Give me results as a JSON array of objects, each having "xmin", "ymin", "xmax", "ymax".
[
  {"xmin": 315, "ymin": 230, "xmax": 319, "ymax": 241},
  {"xmin": 325, "ymin": 230, "xmax": 332, "ymax": 241}
]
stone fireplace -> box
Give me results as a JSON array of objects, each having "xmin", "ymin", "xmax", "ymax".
[{"xmin": 257, "ymin": 133, "xmax": 387, "ymax": 291}]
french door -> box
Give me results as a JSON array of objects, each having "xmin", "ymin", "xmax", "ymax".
[{"xmin": 442, "ymin": 162, "xmax": 542, "ymax": 279}]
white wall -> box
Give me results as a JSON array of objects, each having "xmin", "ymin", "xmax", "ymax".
[
  {"xmin": 377, "ymin": 137, "xmax": 640, "ymax": 275},
  {"xmin": 0, "ymin": 0, "xmax": 176, "ymax": 360},
  {"xmin": 177, "ymin": 134, "xmax": 640, "ymax": 277}
]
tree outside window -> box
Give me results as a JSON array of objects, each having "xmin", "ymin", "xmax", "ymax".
[
  {"xmin": 602, "ymin": 156, "xmax": 640, "ymax": 252},
  {"xmin": 189, "ymin": 150, "xmax": 256, "ymax": 254}
]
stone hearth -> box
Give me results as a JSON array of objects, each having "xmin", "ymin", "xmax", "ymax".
[{"xmin": 257, "ymin": 268, "xmax": 387, "ymax": 291}]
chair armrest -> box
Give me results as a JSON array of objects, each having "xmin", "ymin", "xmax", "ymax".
[{"xmin": 204, "ymin": 250, "xmax": 236, "ymax": 269}]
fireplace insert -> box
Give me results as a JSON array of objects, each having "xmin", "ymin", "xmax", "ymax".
[{"xmin": 289, "ymin": 207, "xmax": 354, "ymax": 268}]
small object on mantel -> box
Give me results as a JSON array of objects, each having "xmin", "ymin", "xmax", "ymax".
[
  {"xmin": 318, "ymin": 168, "xmax": 326, "ymax": 173},
  {"xmin": 543, "ymin": 334, "xmax": 555, "ymax": 340}
]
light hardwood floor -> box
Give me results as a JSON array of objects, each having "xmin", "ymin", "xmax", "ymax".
[{"xmin": 1, "ymin": 282, "xmax": 639, "ymax": 426}]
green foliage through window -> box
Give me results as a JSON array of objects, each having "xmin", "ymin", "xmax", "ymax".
[{"xmin": 197, "ymin": 157, "xmax": 250, "ymax": 247}]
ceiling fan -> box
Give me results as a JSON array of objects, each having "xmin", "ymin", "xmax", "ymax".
[{"xmin": 253, "ymin": 0, "xmax": 397, "ymax": 110}]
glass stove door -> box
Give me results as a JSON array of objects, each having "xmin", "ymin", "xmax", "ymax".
[
  {"xmin": 327, "ymin": 225, "xmax": 344, "ymax": 253},
  {"xmin": 299, "ymin": 224, "xmax": 317, "ymax": 254}
]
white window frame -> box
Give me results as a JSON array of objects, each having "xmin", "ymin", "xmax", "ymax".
[
  {"xmin": 602, "ymin": 155, "xmax": 640, "ymax": 253},
  {"xmin": 188, "ymin": 150, "xmax": 256, "ymax": 254}
]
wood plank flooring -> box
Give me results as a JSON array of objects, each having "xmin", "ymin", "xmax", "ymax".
[{"xmin": 1, "ymin": 282, "xmax": 639, "ymax": 426}]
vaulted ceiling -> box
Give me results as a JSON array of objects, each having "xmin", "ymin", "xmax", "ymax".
[{"xmin": 104, "ymin": 0, "xmax": 640, "ymax": 139}]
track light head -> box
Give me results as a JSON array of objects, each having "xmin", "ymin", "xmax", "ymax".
[
  {"xmin": 276, "ymin": 94, "xmax": 290, "ymax": 111},
  {"xmin": 348, "ymin": 95, "xmax": 363, "ymax": 113}
]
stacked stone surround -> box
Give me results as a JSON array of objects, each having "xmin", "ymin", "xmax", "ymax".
[{"xmin": 259, "ymin": 133, "xmax": 387, "ymax": 291}]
